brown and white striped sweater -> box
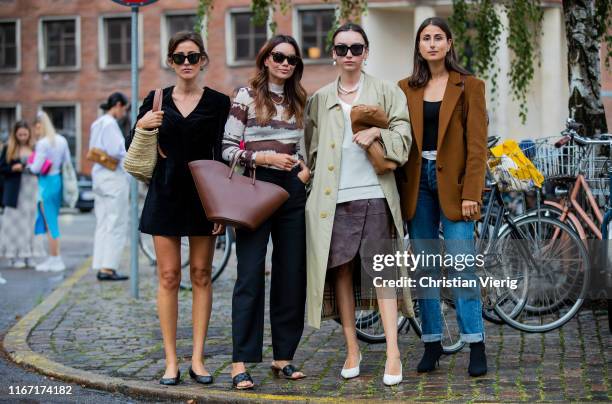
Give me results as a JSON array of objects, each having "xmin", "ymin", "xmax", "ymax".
[{"xmin": 222, "ymin": 84, "xmax": 303, "ymax": 169}]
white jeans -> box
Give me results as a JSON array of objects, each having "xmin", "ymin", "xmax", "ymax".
[{"xmin": 92, "ymin": 169, "xmax": 129, "ymax": 270}]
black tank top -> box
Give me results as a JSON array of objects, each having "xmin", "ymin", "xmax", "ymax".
[{"xmin": 422, "ymin": 100, "xmax": 441, "ymax": 152}]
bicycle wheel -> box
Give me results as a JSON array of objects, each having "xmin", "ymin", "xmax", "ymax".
[
  {"xmin": 492, "ymin": 216, "xmax": 589, "ymax": 333},
  {"xmin": 140, "ymin": 233, "xmax": 190, "ymax": 268},
  {"xmin": 333, "ymin": 310, "xmax": 408, "ymax": 344},
  {"xmin": 408, "ymin": 299, "xmax": 466, "ymax": 354}
]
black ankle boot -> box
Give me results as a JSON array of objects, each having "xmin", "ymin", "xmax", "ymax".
[
  {"xmin": 468, "ymin": 342, "xmax": 487, "ymax": 377},
  {"xmin": 417, "ymin": 341, "xmax": 443, "ymax": 373}
]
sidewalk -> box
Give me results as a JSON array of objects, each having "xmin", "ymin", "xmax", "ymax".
[{"xmin": 4, "ymin": 248, "xmax": 612, "ymax": 402}]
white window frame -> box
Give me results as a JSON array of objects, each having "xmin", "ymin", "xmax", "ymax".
[
  {"xmin": 0, "ymin": 103, "xmax": 21, "ymax": 142},
  {"xmin": 160, "ymin": 11, "xmax": 201, "ymax": 68},
  {"xmin": 38, "ymin": 102, "xmax": 82, "ymax": 170},
  {"xmin": 0, "ymin": 19, "xmax": 21, "ymax": 73},
  {"xmin": 225, "ymin": 8, "xmax": 270, "ymax": 67},
  {"xmin": 98, "ymin": 13, "xmax": 144, "ymax": 70},
  {"xmin": 293, "ymin": 4, "xmax": 336, "ymax": 65},
  {"xmin": 38, "ymin": 16, "xmax": 81, "ymax": 72}
]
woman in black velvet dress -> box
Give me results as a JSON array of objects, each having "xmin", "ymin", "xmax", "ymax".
[{"xmin": 127, "ymin": 31, "xmax": 230, "ymax": 386}]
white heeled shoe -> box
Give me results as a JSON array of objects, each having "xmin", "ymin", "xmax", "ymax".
[
  {"xmin": 340, "ymin": 353, "xmax": 362, "ymax": 379},
  {"xmin": 383, "ymin": 359, "xmax": 403, "ymax": 386}
]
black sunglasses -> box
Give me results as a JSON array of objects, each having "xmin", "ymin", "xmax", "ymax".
[
  {"xmin": 171, "ymin": 52, "xmax": 202, "ymax": 65},
  {"xmin": 333, "ymin": 44, "xmax": 366, "ymax": 57},
  {"xmin": 270, "ymin": 51, "xmax": 300, "ymax": 66}
]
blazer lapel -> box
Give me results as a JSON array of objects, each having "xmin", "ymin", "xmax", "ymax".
[
  {"xmin": 437, "ymin": 70, "xmax": 463, "ymax": 151},
  {"xmin": 406, "ymin": 85, "xmax": 424, "ymax": 153}
]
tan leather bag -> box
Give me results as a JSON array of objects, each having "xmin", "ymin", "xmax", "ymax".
[
  {"xmin": 123, "ymin": 88, "xmax": 166, "ymax": 183},
  {"xmin": 350, "ymin": 104, "xmax": 398, "ymax": 175},
  {"xmin": 86, "ymin": 148, "xmax": 119, "ymax": 171},
  {"xmin": 188, "ymin": 152, "xmax": 289, "ymax": 231}
]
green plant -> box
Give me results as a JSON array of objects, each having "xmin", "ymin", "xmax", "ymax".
[
  {"xmin": 595, "ymin": 0, "xmax": 612, "ymax": 70},
  {"xmin": 505, "ymin": 0, "xmax": 543, "ymax": 123},
  {"xmin": 195, "ymin": 0, "xmax": 214, "ymax": 36}
]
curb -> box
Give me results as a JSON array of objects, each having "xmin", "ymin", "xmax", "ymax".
[{"xmin": 1, "ymin": 258, "xmax": 365, "ymax": 403}]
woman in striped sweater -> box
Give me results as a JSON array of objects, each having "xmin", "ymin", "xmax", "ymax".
[{"xmin": 222, "ymin": 34, "xmax": 309, "ymax": 390}]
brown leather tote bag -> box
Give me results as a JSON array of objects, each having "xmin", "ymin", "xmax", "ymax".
[
  {"xmin": 350, "ymin": 104, "xmax": 398, "ymax": 175},
  {"xmin": 188, "ymin": 151, "xmax": 289, "ymax": 231}
]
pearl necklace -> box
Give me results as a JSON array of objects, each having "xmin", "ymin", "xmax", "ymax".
[{"xmin": 337, "ymin": 80, "xmax": 360, "ymax": 95}]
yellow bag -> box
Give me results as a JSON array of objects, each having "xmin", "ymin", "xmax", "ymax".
[{"xmin": 489, "ymin": 140, "xmax": 543, "ymax": 191}]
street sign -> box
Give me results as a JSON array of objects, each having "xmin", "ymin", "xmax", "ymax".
[{"xmin": 111, "ymin": 0, "xmax": 158, "ymax": 6}]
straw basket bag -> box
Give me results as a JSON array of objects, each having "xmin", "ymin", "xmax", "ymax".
[{"xmin": 123, "ymin": 88, "xmax": 166, "ymax": 183}]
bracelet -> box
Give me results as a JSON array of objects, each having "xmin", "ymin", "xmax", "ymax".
[{"xmin": 135, "ymin": 127, "xmax": 158, "ymax": 136}]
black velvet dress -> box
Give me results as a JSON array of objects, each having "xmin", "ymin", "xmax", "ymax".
[{"xmin": 127, "ymin": 86, "xmax": 231, "ymax": 236}]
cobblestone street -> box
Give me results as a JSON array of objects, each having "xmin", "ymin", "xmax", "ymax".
[{"xmin": 20, "ymin": 247, "xmax": 612, "ymax": 402}]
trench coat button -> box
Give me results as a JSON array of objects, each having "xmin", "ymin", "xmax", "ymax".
[
  {"xmin": 330, "ymin": 142, "xmax": 336, "ymax": 149},
  {"xmin": 437, "ymin": 164, "xmax": 443, "ymax": 171},
  {"xmin": 324, "ymin": 188, "xmax": 331, "ymax": 195},
  {"xmin": 320, "ymin": 212, "xmax": 328, "ymax": 219},
  {"xmin": 328, "ymin": 164, "xmax": 334, "ymax": 171}
]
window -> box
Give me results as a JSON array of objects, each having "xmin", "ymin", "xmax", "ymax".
[
  {"xmin": 104, "ymin": 17, "xmax": 131, "ymax": 66},
  {"xmin": 0, "ymin": 20, "xmax": 18, "ymax": 71},
  {"xmin": 0, "ymin": 106, "xmax": 18, "ymax": 143},
  {"xmin": 42, "ymin": 105, "xmax": 78, "ymax": 163},
  {"xmin": 298, "ymin": 9, "xmax": 334, "ymax": 60},
  {"xmin": 229, "ymin": 11, "xmax": 267, "ymax": 63},
  {"xmin": 166, "ymin": 14, "xmax": 198, "ymax": 36},
  {"xmin": 40, "ymin": 18, "xmax": 79, "ymax": 70}
]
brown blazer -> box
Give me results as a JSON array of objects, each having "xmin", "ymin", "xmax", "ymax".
[{"xmin": 397, "ymin": 70, "xmax": 488, "ymax": 222}]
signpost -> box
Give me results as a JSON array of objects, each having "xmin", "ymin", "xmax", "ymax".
[{"xmin": 112, "ymin": 0, "xmax": 158, "ymax": 298}]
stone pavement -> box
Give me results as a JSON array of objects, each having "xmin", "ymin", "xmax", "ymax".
[{"xmin": 6, "ymin": 245, "xmax": 612, "ymax": 402}]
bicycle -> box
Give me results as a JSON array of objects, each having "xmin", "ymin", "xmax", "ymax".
[{"xmin": 351, "ymin": 135, "xmax": 591, "ymax": 344}]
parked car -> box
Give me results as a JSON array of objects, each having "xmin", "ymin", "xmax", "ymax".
[{"xmin": 76, "ymin": 174, "xmax": 94, "ymax": 212}]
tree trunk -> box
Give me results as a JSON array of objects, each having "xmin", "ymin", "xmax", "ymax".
[{"xmin": 562, "ymin": 0, "xmax": 608, "ymax": 135}]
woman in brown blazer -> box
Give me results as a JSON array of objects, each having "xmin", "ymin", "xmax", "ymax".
[{"xmin": 397, "ymin": 17, "xmax": 488, "ymax": 377}]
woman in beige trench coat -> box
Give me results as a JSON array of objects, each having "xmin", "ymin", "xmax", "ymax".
[{"xmin": 304, "ymin": 23, "xmax": 414, "ymax": 386}]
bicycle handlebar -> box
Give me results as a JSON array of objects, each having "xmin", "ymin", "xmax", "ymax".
[{"xmin": 554, "ymin": 135, "xmax": 572, "ymax": 148}]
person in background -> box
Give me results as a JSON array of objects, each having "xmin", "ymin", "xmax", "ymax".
[
  {"xmin": 89, "ymin": 92, "xmax": 130, "ymax": 281},
  {"xmin": 30, "ymin": 111, "xmax": 72, "ymax": 272},
  {"xmin": 0, "ymin": 121, "xmax": 45, "ymax": 268}
]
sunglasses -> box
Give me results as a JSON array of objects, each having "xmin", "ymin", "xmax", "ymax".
[
  {"xmin": 270, "ymin": 51, "xmax": 300, "ymax": 66},
  {"xmin": 333, "ymin": 44, "xmax": 366, "ymax": 57},
  {"xmin": 171, "ymin": 52, "xmax": 202, "ymax": 65}
]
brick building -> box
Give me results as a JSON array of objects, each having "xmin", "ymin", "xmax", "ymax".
[{"xmin": 0, "ymin": 0, "xmax": 610, "ymax": 174}]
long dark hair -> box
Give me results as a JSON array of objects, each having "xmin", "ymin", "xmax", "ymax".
[
  {"xmin": 408, "ymin": 17, "xmax": 471, "ymax": 88},
  {"xmin": 250, "ymin": 35, "xmax": 307, "ymax": 128},
  {"xmin": 7, "ymin": 120, "xmax": 32, "ymax": 161}
]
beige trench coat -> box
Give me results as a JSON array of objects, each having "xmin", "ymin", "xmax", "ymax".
[{"xmin": 304, "ymin": 73, "xmax": 414, "ymax": 329}]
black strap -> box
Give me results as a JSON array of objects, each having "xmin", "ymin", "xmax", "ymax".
[
  {"xmin": 233, "ymin": 372, "xmax": 253, "ymax": 385},
  {"xmin": 281, "ymin": 364, "xmax": 300, "ymax": 378}
]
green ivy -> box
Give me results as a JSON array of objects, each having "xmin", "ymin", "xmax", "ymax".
[
  {"xmin": 505, "ymin": 0, "xmax": 542, "ymax": 124},
  {"xmin": 323, "ymin": 0, "xmax": 369, "ymax": 51},
  {"xmin": 595, "ymin": 0, "xmax": 612, "ymax": 70},
  {"xmin": 195, "ymin": 0, "xmax": 213, "ymax": 36},
  {"xmin": 451, "ymin": 0, "xmax": 540, "ymax": 124}
]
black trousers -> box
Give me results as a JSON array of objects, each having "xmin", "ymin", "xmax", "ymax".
[{"xmin": 232, "ymin": 166, "xmax": 307, "ymax": 363}]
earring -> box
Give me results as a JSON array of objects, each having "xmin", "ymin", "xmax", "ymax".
[
  {"xmin": 333, "ymin": 60, "xmax": 337, "ymax": 66},
  {"xmin": 200, "ymin": 66, "xmax": 204, "ymax": 71},
  {"xmin": 364, "ymin": 60, "xmax": 368, "ymax": 66}
]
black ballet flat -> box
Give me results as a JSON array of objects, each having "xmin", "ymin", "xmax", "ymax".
[
  {"xmin": 159, "ymin": 369, "xmax": 181, "ymax": 385},
  {"xmin": 189, "ymin": 366, "xmax": 213, "ymax": 385},
  {"xmin": 97, "ymin": 269, "xmax": 129, "ymax": 281},
  {"xmin": 232, "ymin": 372, "xmax": 254, "ymax": 390}
]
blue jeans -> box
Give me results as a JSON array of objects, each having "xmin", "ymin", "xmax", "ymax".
[{"xmin": 407, "ymin": 159, "xmax": 485, "ymax": 343}]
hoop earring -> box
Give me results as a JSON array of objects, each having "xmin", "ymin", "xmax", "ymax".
[{"xmin": 364, "ymin": 60, "xmax": 368, "ymax": 66}]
